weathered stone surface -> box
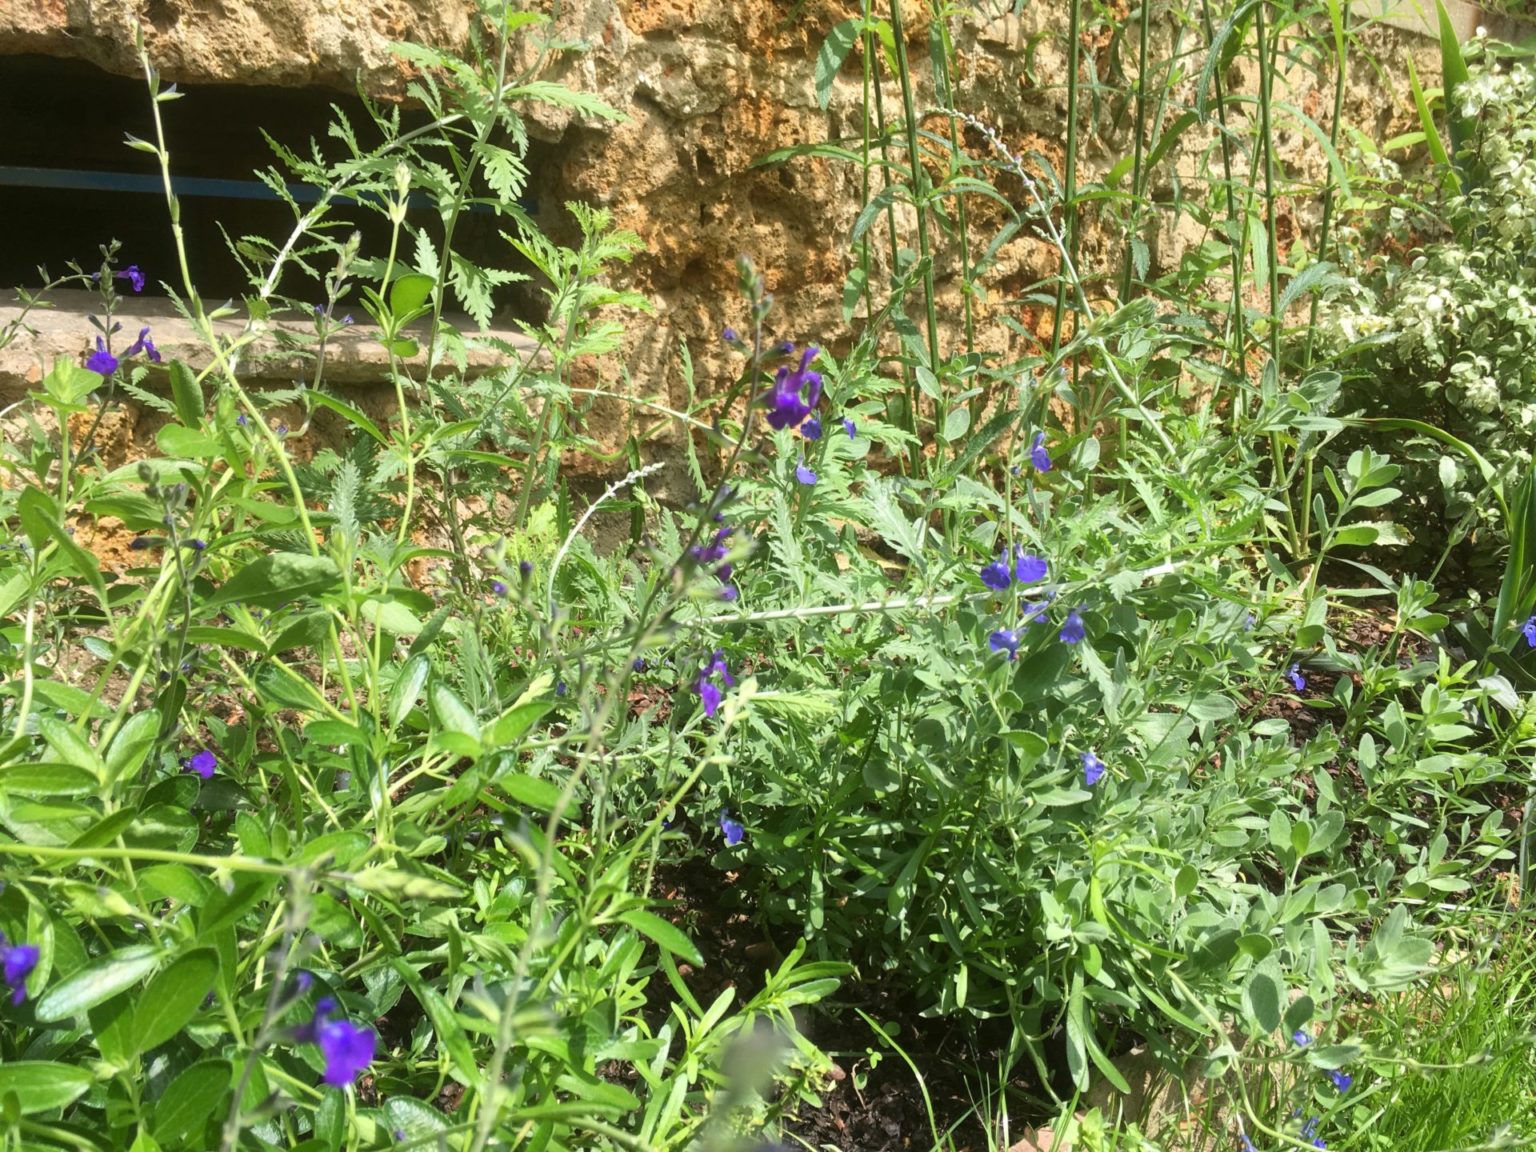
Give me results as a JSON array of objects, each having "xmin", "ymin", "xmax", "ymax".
[
  {"xmin": 0, "ymin": 0, "xmax": 476, "ymax": 90},
  {"xmin": 0, "ymin": 290, "xmax": 539, "ymax": 398}
]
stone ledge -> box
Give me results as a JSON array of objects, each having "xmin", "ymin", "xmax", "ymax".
[
  {"xmin": 0, "ymin": 289, "xmax": 543, "ymax": 398},
  {"xmin": 1375, "ymin": 0, "xmax": 1535, "ymax": 44}
]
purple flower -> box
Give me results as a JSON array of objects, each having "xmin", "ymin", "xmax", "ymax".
[
  {"xmin": 182, "ymin": 749, "xmax": 217, "ymax": 779},
  {"xmin": 980, "ymin": 554, "xmax": 1013, "ymax": 591},
  {"xmin": 116, "ymin": 265, "xmax": 145, "ymax": 293},
  {"xmin": 988, "ymin": 629, "xmax": 1020, "ymax": 660},
  {"xmin": 698, "ymin": 650, "xmax": 734, "ymax": 718},
  {"xmin": 86, "ymin": 336, "xmax": 118, "ymax": 377},
  {"xmin": 1014, "ymin": 549, "xmax": 1047, "ymax": 584},
  {"xmin": 519, "ymin": 560, "xmax": 534, "ymax": 578},
  {"xmin": 1293, "ymin": 1029, "xmax": 1312, "ymax": 1047},
  {"xmin": 722, "ymin": 326, "xmax": 739, "ymax": 343},
  {"xmin": 341, "ymin": 315, "xmax": 354, "ymax": 326},
  {"xmin": 763, "ymin": 347, "xmax": 822, "ymax": 431},
  {"xmin": 843, "ymin": 417, "xmax": 856, "ymax": 438},
  {"xmin": 1030, "ymin": 431, "xmax": 1052, "ymax": 473},
  {"xmin": 1522, "ymin": 614, "xmax": 1536, "ymax": 647},
  {"xmin": 719, "ymin": 810, "xmax": 745, "ymax": 847},
  {"xmin": 303, "ymin": 998, "xmax": 376, "ymax": 1088},
  {"xmin": 718, "ymin": 584, "xmax": 739, "ymax": 602},
  {"xmin": 1080, "ymin": 751, "xmax": 1105, "ymax": 787},
  {"xmin": 1328, "ymin": 1069, "xmax": 1352, "ymax": 1093},
  {"xmin": 0, "ymin": 933, "xmax": 40, "ymax": 1005},
  {"xmin": 124, "ymin": 326, "xmax": 162, "ymax": 364},
  {"xmin": 802, "ymin": 416, "xmax": 822, "ymax": 441},
  {"xmin": 490, "ymin": 580, "xmax": 509, "ymax": 598},
  {"xmin": 1241, "ymin": 1136, "xmax": 1257, "ymax": 1152},
  {"xmin": 1287, "ymin": 663, "xmax": 1306, "ymax": 692},
  {"xmin": 795, "ymin": 461, "xmax": 817, "ymax": 485},
  {"xmin": 1059, "ymin": 609, "xmax": 1086, "ymax": 645},
  {"xmin": 690, "ymin": 526, "xmax": 733, "ymax": 567}
]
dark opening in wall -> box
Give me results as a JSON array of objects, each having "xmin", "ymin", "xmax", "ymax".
[{"xmin": 0, "ymin": 54, "xmax": 539, "ymax": 315}]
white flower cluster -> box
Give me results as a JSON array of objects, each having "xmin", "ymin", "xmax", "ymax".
[{"xmin": 1325, "ymin": 58, "xmax": 1536, "ymax": 500}]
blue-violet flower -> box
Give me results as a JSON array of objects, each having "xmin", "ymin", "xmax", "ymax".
[
  {"xmin": 1081, "ymin": 750, "xmax": 1106, "ymax": 787},
  {"xmin": 988, "ymin": 629, "xmax": 1020, "ymax": 660},
  {"xmin": 698, "ymin": 650, "xmax": 734, "ymax": 719},
  {"xmin": 980, "ymin": 554, "xmax": 1013, "ymax": 591},
  {"xmin": 1059, "ymin": 609, "xmax": 1086, "ymax": 645},
  {"xmin": 802, "ymin": 416, "xmax": 822, "ymax": 441},
  {"xmin": 182, "ymin": 749, "xmax": 217, "ymax": 779},
  {"xmin": 1287, "ymin": 663, "xmax": 1306, "ymax": 692},
  {"xmin": 719, "ymin": 810, "xmax": 745, "ymax": 847},
  {"xmin": 795, "ymin": 462, "xmax": 817, "ymax": 485},
  {"xmin": 303, "ymin": 997, "xmax": 377, "ymax": 1088},
  {"xmin": 86, "ymin": 336, "xmax": 118, "ymax": 377},
  {"xmin": 0, "ymin": 933, "xmax": 39, "ymax": 1005},
  {"xmin": 763, "ymin": 347, "xmax": 822, "ymax": 431},
  {"xmin": 1014, "ymin": 549, "xmax": 1047, "ymax": 584},
  {"xmin": 1030, "ymin": 431, "xmax": 1052, "ymax": 473}
]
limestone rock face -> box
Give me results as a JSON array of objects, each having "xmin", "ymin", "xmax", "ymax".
[
  {"xmin": 0, "ymin": 0, "xmax": 476, "ymax": 90},
  {"xmin": 2, "ymin": 0, "xmax": 1437, "ymax": 437}
]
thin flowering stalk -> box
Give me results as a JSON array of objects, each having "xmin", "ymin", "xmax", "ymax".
[
  {"xmin": 684, "ymin": 560, "xmax": 1182, "ymax": 628},
  {"xmin": 546, "ymin": 462, "xmax": 667, "ymax": 611},
  {"xmin": 938, "ymin": 109, "xmax": 1180, "ymax": 464}
]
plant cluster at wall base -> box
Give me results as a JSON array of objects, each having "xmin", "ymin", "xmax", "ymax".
[
  {"xmin": 1323, "ymin": 34, "xmax": 1536, "ymax": 573},
  {"xmin": 2, "ymin": 1, "xmax": 1536, "ymax": 1151}
]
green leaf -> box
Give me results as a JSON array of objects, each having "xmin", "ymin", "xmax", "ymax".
[
  {"xmin": 383, "ymin": 1097, "xmax": 450, "ymax": 1138},
  {"xmin": 197, "ymin": 873, "xmax": 278, "ymax": 938},
  {"xmin": 0, "ymin": 762, "xmax": 100, "ymax": 797},
  {"xmin": 39, "ymin": 718, "xmax": 104, "ymax": 779},
  {"xmin": 17, "ymin": 486, "xmax": 106, "ymax": 600},
  {"xmin": 205, "ymin": 553, "xmax": 342, "ymax": 611},
  {"xmin": 156, "ymin": 425, "xmax": 222, "ymax": 459},
  {"xmin": 1407, "ymin": 56, "xmax": 1458, "ymax": 193},
  {"xmin": 940, "ymin": 406, "xmax": 972, "ymax": 442},
  {"xmin": 815, "ymin": 19, "xmax": 861, "ymax": 110},
  {"xmin": 1243, "ymin": 965, "xmax": 1283, "ymax": 1034},
  {"xmin": 0, "ymin": 1063, "xmax": 93, "ymax": 1114},
  {"xmin": 619, "ymin": 908, "xmax": 704, "ymax": 966},
  {"xmin": 389, "ymin": 272, "xmax": 436, "ymax": 319},
  {"xmin": 34, "ymin": 945, "xmax": 162, "ymax": 1022},
  {"xmin": 154, "ymin": 1058, "xmax": 231, "ymax": 1147},
  {"xmin": 132, "ymin": 949, "xmax": 220, "ymax": 1055},
  {"xmin": 360, "ymin": 597, "xmax": 425, "ymax": 635},
  {"xmin": 482, "ymin": 700, "xmax": 551, "ymax": 750},
  {"xmin": 168, "ymin": 360, "xmax": 205, "ymax": 427},
  {"xmin": 389, "ymin": 655, "xmax": 431, "ymax": 727},
  {"xmin": 105, "ymin": 710, "xmax": 161, "ymax": 784},
  {"xmin": 494, "ymin": 772, "xmax": 562, "ymax": 812}
]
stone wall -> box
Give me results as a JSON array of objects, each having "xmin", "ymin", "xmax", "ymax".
[{"xmin": 0, "ymin": 0, "xmax": 1480, "ymax": 445}]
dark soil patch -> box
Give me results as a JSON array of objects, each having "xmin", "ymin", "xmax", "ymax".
[{"xmin": 651, "ymin": 847, "xmax": 1045, "ymax": 1152}]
